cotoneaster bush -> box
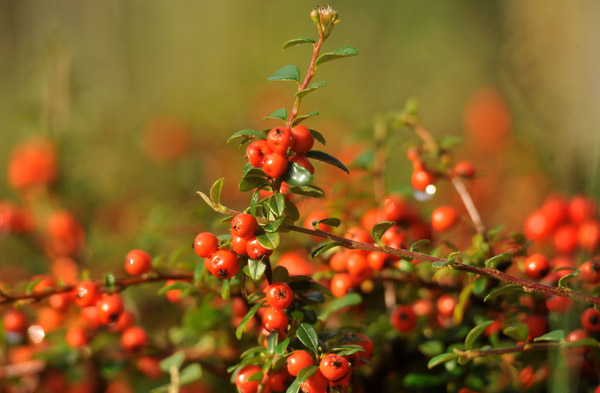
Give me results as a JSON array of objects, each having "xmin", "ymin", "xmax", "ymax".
[{"xmin": 1, "ymin": 6, "xmax": 600, "ymax": 393}]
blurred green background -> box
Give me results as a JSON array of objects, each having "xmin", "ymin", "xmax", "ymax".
[{"xmin": 1, "ymin": 0, "xmax": 600, "ymax": 270}]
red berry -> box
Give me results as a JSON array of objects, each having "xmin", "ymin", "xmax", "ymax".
[
  {"xmin": 246, "ymin": 140, "xmax": 272, "ymax": 167},
  {"xmin": 541, "ymin": 195, "xmax": 569, "ymax": 228},
  {"xmin": 545, "ymin": 295, "xmax": 573, "ymax": 313},
  {"xmin": 367, "ymin": 251, "xmax": 389, "ymax": 271},
  {"xmin": 381, "ymin": 225, "xmax": 406, "ymax": 249},
  {"xmin": 391, "ymin": 305, "xmax": 417, "ymax": 333},
  {"xmin": 263, "ymin": 153, "xmax": 288, "ymax": 178},
  {"xmin": 330, "ymin": 273, "xmax": 353, "ymax": 298},
  {"xmin": 124, "ymin": 249, "xmax": 152, "ymax": 276},
  {"xmin": 289, "ymin": 154, "xmax": 314, "ymax": 174},
  {"xmin": 454, "ymin": 161, "xmax": 475, "ymax": 178},
  {"xmin": 165, "ymin": 279, "xmax": 183, "ymax": 303},
  {"xmin": 66, "ymin": 326, "xmax": 89, "ymax": 348},
  {"xmin": 287, "ymin": 350, "xmax": 314, "ymax": 377},
  {"xmin": 329, "ymin": 251, "xmax": 347, "ymax": 272},
  {"xmin": 267, "ymin": 127, "xmax": 293, "ymax": 154},
  {"xmin": 231, "ymin": 235, "xmax": 249, "ymax": 256},
  {"xmin": 231, "ymin": 214, "xmax": 258, "ymax": 239},
  {"xmin": 121, "ymin": 326, "xmax": 148, "ymax": 351},
  {"xmin": 291, "ymin": 125, "xmax": 314, "ymax": 154},
  {"xmin": 524, "ymin": 315, "xmax": 547, "ymax": 342},
  {"xmin": 265, "ymin": 282, "xmax": 294, "ymax": 310},
  {"xmin": 319, "ymin": 353, "xmax": 349, "ymax": 382},
  {"xmin": 566, "ymin": 329, "xmax": 589, "ymax": 355},
  {"xmin": 3, "ymin": 309, "xmax": 28, "ymax": 333},
  {"xmin": 267, "ymin": 368, "xmax": 291, "ymax": 392},
  {"xmin": 300, "ymin": 369, "xmax": 329, "ymax": 393},
  {"xmin": 580, "ymin": 260, "xmax": 600, "ymax": 284},
  {"xmin": 383, "ymin": 195, "xmax": 410, "ymax": 222},
  {"xmin": 431, "ymin": 206, "xmax": 459, "ymax": 231},
  {"xmin": 569, "ymin": 195, "xmax": 597, "ymax": 224},
  {"xmin": 406, "ymin": 146, "xmax": 420, "ymax": 162},
  {"xmin": 360, "ymin": 208, "xmax": 385, "ymax": 232},
  {"xmin": 553, "ymin": 224, "xmax": 578, "ymax": 254},
  {"xmin": 524, "ymin": 210, "xmax": 552, "ymax": 240},
  {"xmin": 344, "ymin": 227, "xmax": 372, "ymax": 244},
  {"xmin": 193, "ymin": 232, "xmax": 219, "ymax": 257},
  {"xmin": 524, "ymin": 254, "xmax": 550, "ymax": 280},
  {"xmin": 437, "ymin": 294, "xmax": 457, "ymax": 317},
  {"xmin": 411, "ymin": 169, "xmax": 434, "ymax": 191},
  {"xmin": 246, "ymin": 237, "xmax": 273, "ymax": 260},
  {"xmin": 346, "ymin": 253, "xmax": 369, "ymax": 278},
  {"xmin": 109, "ymin": 310, "xmax": 135, "ymax": 333},
  {"xmin": 582, "ymin": 308, "xmax": 600, "ymax": 332},
  {"xmin": 97, "ymin": 294, "xmax": 124, "ymax": 325},
  {"xmin": 261, "ymin": 307, "xmax": 288, "ymax": 334},
  {"xmin": 137, "ymin": 356, "xmax": 163, "ymax": 379},
  {"xmin": 578, "ymin": 220, "xmax": 600, "ymax": 252},
  {"xmin": 235, "ymin": 365, "xmax": 262, "ymax": 393},
  {"xmin": 209, "ymin": 249, "xmax": 239, "ymax": 279},
  {"xmin": 73, "ymin": 281, "xmax": 100, "ymax": 308}
]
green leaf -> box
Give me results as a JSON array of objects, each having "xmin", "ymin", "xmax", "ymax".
[
  {"xmin": 236, "ymin": 301, "xmax": 265, "ymax": 340},
  {"xmin": 465, "ymin": 321, "xmax": 493, "ymax": 350},
  {"xmin": 483, "ymin": 284, "xmax": 523, "ymax": 302},
  {"xmin": 267, "ymin": 333, "xmax": 279, "ymax": 354},
  {"xmin": 276, "ymin": 337, "xmax": 290, "ymax": 355},
  {"xmin": 453, "ymin": 283, "xmax": 473, "ymax": 326},
  {"xmin": 257, "ymin": 231, "xmax": 280, "ymax": 250},
  {"xmin": 432, "ymin": 258, "xmax": 455, "ymax": 268},
  {"xmin": 503, "ymin": 323, "xmax": 529, "ymax": 342},
  {"xmin": 558, "ymin": 269, "xmax": 580, "ymax": 289},
  {"xmin": 239, "ymin": 176, "xmax": 269, "ymax": 192},
  {"xmin": 264, "ymin": 108, "xmax": 288, "ymax": 122},
  {"xmin": 104, "ymin": 274, "xmax": 116, "ymax": 292},
  {"xmin": 284, "ymin": 200, "xmax": 300, "ymax": 221},
  {"xmin": 247, "ymin": 259, "xmax": 267, "ymax": 281},
  {"xmin": 305, "ymin": 150, "xmax": 349, "ymax": 174},
  {"xmin": 410, "ymin": 239, "xmax": 431, "ymax": 252},
  {"xmin": 227, "ymin": 129, "xmax": 266, "ymax": 144},
  {"xmin": 282, "ymin": 162, "xmax": 313, "ymax": 186},
  {"xmin": 296, "ymin": 81, "xmax": 327, "ymax": 99},
  {"xmin": 418, "ymin": 340, "xmax": 444, "ymax": 357},
  {"xmin": 533, "ymin": 329, "xmax": 564, "ymax": 342},
  {"xmin": 267, "ymin": 65, "xmax": 301, "ymax": 82},
  {"xmin": 333, "ymin": 344, "xmax": 368, "ymax": 356},
  {"xmin": 159, "ymin": 351, "xmax": 185, "ymax": 372},
  {"xmin": 209, "ymin": 178, "xmax": 224, "ymax": 205},
  {"xmin": 472, "ymin": 277, "xmax": 487, "ymax": 296},
  {"xmin": 288, "ymin": 185, "xmax": 325, "ymax": 198},
  {"xmin": 312, "ymin": 217, "xmax": 341, "ymax": 229},
  {"xmin": 303, "ymin": 291, "xmax": 325, "ymax": 303},
  {"xmin": 371, "ymin": 221, "xmax": 395, "ymax": 243},
  {"xmin": 563, "ymin": 337, "xmax": 599, "ymax": 348},
  {"xmin": 221, "ymin": 279, "xmax": 230, "ymax": 300},
  {"xmin": 291, "ymin": 111, "xmax": 320, "ymax": 126},
  {"xmin": 272, "ymin": 266, "xmax": 289, "ymax": 283},
  {"xmin": 180, "ymin": 363, "xmax": 202, "ymax": 385},
  {"xmin": 297, "ymin": 323, "xmax": 319, "ymax": 355},
  {"xmin": 286, "ymin": 366, "xmax": 318, "ymax": 393},
  {"xmin": 264, "ymin": 217, "xmax": 285, "ymax": 233},
  {"xmin": 282, "ymin": 36, "xmax": 315, "ymax": 49},
  {"xmin": 309, "ymin": 129, "xmax": 326, "ymax": 145},
  {"xmin": 484, "ymin": 252, "xmax": 512, "ymax": 268},
  {"xmin": 427, "ymin": 352, "xmax": 460, "ymax": 369},
  {"xmin": 269, "ymin": 194, "xmax": 286, "ymax": 217},
  {"xmin": 403, "ymin": 373, "xmax": 445, "ymax": 388},
  {"xmin": 315, "ymin": 46, "xmax": 359, "ymax": 66},
  {"xmin": 319, "ymin": 293, "xmax": 362, "ymax": 319},
  {"xmin": 311, "ymin": 241, "xmax": 343, "ymax": 258}
]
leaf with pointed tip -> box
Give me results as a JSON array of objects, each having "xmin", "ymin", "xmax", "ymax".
[
  {"xmin": 221, "ymin": 279, "xmax": 231, "ymax": 300},
  {"xmin": 282, "ymin": 37, "xmax": 316, "ymax": 49},
  {"xmin": 267, "ymin": 65, "xmax": 300, "ymax": 82},
  {"xmin": 239, "ymin": 177, "xmax": 268, "ymax": 192},
  {"xmin": 410, "ymin": 239, "xmax": 431, "ymax": 252},
  {"xmin": 558, "ymin": 269, "xmax": 581, "ymax": 289},
  {"xmin": 465, "ymin": 321, "xmax": 493, "ymax": 350},
  {"xmin": 282, "ymin": 162, "xmax": 313, "ymax": 186},
  {"xmin": 319, "ymin": 293, "xmax": 362, "ymax": 319},
  {"xmin": 227, "ymin": 129, "xmax": 266, "ymax": 144},
  {"xmin": 257, "ymin": 231, "xmax": 280, "ymax": 250},
  {"xmin": 264, "ymin": 108, "xmax": 288, "ymax": 122},
  {"xmin": 267, "ymin": 333, "xmax": 279, "ymax": 354},
  {"xmin": 210, "ymin": 178, "xmax": 224, "ymax": 206},
  {"xmin": 289, "ymin": 185, "xmax": 325, "ymax": 198},
  {"xmin": 503, "ymin": 323, "xmax": 528, "ymax": 342},
  {"xmin": 284, "ymin": 200, "xmax": 300, "ymax": 221},
  {"xmin": 371, "ymin": 221, "xmax": 395, "ymax": 243},
  {"xmin": 236, "ymin": 301, "xmax": 265, "ymax": 339},
  {"xmin": 291, "ymin": 111, "xmax": 319, "ymax": 126},
  {"xmin": 296, "ymin": 81, "xmax": 327, "ymax": 99},
  {"xmin": 309, "ymin": 129, "xmax": 326, "ymax": 145},
  {"xmin": 315, "ymin": 46, "xmax": 358, "ymax": 66},
  {"xmin": 312, "ymin": 217, "xmax": 341, "ymax": 229},
  {"xmin": 533, "ymin": 329, "xmax": 564, "ymax": 342},
  {"xmin": 305, "ymin": 150, "xmax": 349, "ymax": 174},
  {"xmin": 484, "ymin": 284, "xmax": 523, "ymax": 302},
  {"xmin": 427, "ymin": 352, "xmax": 460, "ymax": 369},
  {"xmin": 247, "ymin": 259, "xmax": 267, "ymax": 281},
  {"xmin": 484, "ymin": 252, "xmax": 512, "ymax": 268},
  {"xmin": 563, "ymin": 337, "xmax": 599, "ymax": 348},
  {"xmin": 297, "ymin": 323, "xmax": 319, "ymax": 355},
  {"xmin": 286, "ymin": 366, "xmax": 318, "ymax": 393},
  {"xmin": 311, "ymin": 241, "xmax": 343, "ymax": 258}
]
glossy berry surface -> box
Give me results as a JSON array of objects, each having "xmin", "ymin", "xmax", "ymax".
[
  {"xmin": 265, "ymin": 282, "xmax": 294, "ymax": 310},
  {"xmin": 124, "ymin": 249, "xmax": 152, "ymax": 276},
  {"xmin": 431, "ymin": 206, "xmax": 458, "ymax": 231},
  {"xmin": 411, "ymin": 169, "xmax": 434, "ymax": 191},
  {"xmin": 267, "ymin": 127, "xmax": 293, "ymax": 154},
  {"xmin": 261, "ymin": 307, "xmax": 288, "ymax": 334},
  {"xmin": 287, "ymin": 350, "xmax": 314, "ymax": 377},
  {"xmin": 246, "ymin": 140, "xmax": 272, "ymax": 168},
  {"xmin": 193, "ymin": 232, "xmax": 219, "ymax": 257},
  {"xmin": 121, "ymin": 326, "xmax": 148, "ymax": 350},
  {"xmin": 246, "ymin": 237, "xmax": 273, "ymax": 260},
  {"xmin": 523, "ymin": 254, "xmax": 550, "ymax": 280},
  {"xmin": 330, "ymin": 273, "xmax": 353, "ymax": 298},
  {"xmin": 319, "ymin": 353, "xmax": 349, "ymax": 382},
  {"xmin": 263, "ymin": 152, "xmax": 288, "ymax": 178},
  {"xmin": 580, "ymin": 260, "xmax": 600, "ymax": 284},
  {"xmin": 96, "ymin": 294, "xmax": 124, "ymax": 325},
  {"xmin": 73, "ymin": 281, "xmax": 100, "ymax": 307},
  {"xmin": 231, "ymin": 214, "xmax": 258, "ymax": 239},
  {"xmin": 581, "ymin": 308, "xmax": 600, "ymax": 332},
  {"xmin": 300, "ymin": 369, "xmax": 329, "ymax": 393},
  {"xmin": 235, "ymin": 365, "xmax": 261, "ymax": 393},
  {"xmin": 3, "ymin": 309, "xmax": 28, "ymax": 333},
  {"xmin": 209, "ymin": 249, "xmax": 239, "ymax": 279},
  {"xmin": 290, "ymin": 125, "xmax": 314, "ymax": 154}
]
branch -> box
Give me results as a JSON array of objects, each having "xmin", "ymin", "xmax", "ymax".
[
  {"xmin": 0, "ymin": 273, "xmax": 194, "ymax": 306},
  {"xmin": 455, "ymin": 342, "xmax": 560, "ymax": 359}
]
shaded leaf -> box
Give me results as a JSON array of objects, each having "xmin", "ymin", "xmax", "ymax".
[
  {"xmin": 239, "ymin": 176, "xmax": 269, "ymax": 192},
  {"xmin": 503, "ymin": 323, "xmax": 529, "ymax": 342},
  {"xmin": 291, "ymin": 111, "xmax": 320, "ymax": 126},
  {"xmin": 403, "ymin": 373, "xmax": 445, "ymax": 388},
  {"xmin": 465, "ymin": 321, "xmax": 493, "ymax": 350},
  {"xmin": 227, "ymin": 129, "xmax": 265, "ymax": 144},
  {"xmin": 410, "ymin": 238, "xmax": 431, "ymax": 252},
  {"xmin": 311, "ymin": 241, "xmax": 343, "ymax": 258},
  {"xmin": 484, "ymin": 284, "xmax": 523, "ymax": 302},
  {"xmin": 297, "ymin": 323, "xmax": 319, "ymax": 354},
  {"xmin": 309, "ymin": 129, "xmax": 326, "ymax": 145},
  {"xmin": 563, "ymin": 337, "xmax": 599, "ymax": 348},
  {"xmin": 267, "ymin": 333, "xmax": 279, "ymax": 354},
  {"xmin": 319, "ymin": 293, "xmax": 362, "ymax": 319},
  {"xmin": 248, "ymin": 259, "xmax": 267, "ymax": 281},
  {"xmin": 296, "ymin": 81, "xmax": 327, "ymax": 99},
  {"xmin": 289, "ymin": 185, "xmax": 325, "ymax": 198},
  {"xmin": 427, "ymin": 352, "xmax": 460, "ymax": 369},
  {"xmin": 533, "ymin": 329, "xmax": 564, "ymax": 342},
  {"xmin": 371, "ymin": 221, "xmax": 395, "ymax": 243},
  {"xmin": 286, "ymin": 366, "xmax": 318, "ymax": 393},
  {"xmin": 305, "ymin": 150, "xmax": 349, "ymax": 174},
  {"xmin": 283, "ymin": 162, "xmax": 314, "ymax": 186},
  {"xmin": 276, "ymin": 337, "xmax": 290, "ymax": 355},
  {"xmin": 159, "ymin": 351, "xmax": 185, "ymax": 372},
  {"xmin": 284, "ymin": 200, "xmax": 300, "ymax": 221},
  {"xmin": 264, "ymin": 108, "xmax": 288, "ymax": 121},
  {"xmin": 257, "ymin": 232, "xmax": 280, "ymax": 250},
  {"xmin": 221, "ymin": 279, "xmax": 230, "ymax": 300},
  {"xmin": 236, "ymin": 301, "xmax": 265, "ymax": 339},
  {"xmin": 312, "ymin": 217, "xmax": 341, "ymax": 229},
  {"xmin": 269, "ymin": 194, "xmax": 286, "ymax": 217},
  {"xmin": 484, "ymin": 252, "xmax": 512, "ymax": 268},
  {"xmin": 558, "ymin": 269, "xmax": 580, "ymax": 289},
  {"xmin": 180, "ymin": 363, "xmax": 202, "ymax": 385}
]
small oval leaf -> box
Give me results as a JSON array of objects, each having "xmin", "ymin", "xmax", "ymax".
[
  {"xmin": 315, "ymin": 46, "xmax": 359, "ymax": 66},
  {"xmin": 282, "ymin": 37, "xmax": 316, "ymax": 49},
  {"xmin": 267, "ymin": 65, "xmax": 301, "ymax": 82},
  {"xmin": 305, "ymin": 150, "xmax": 349, "ymax": 174}
]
